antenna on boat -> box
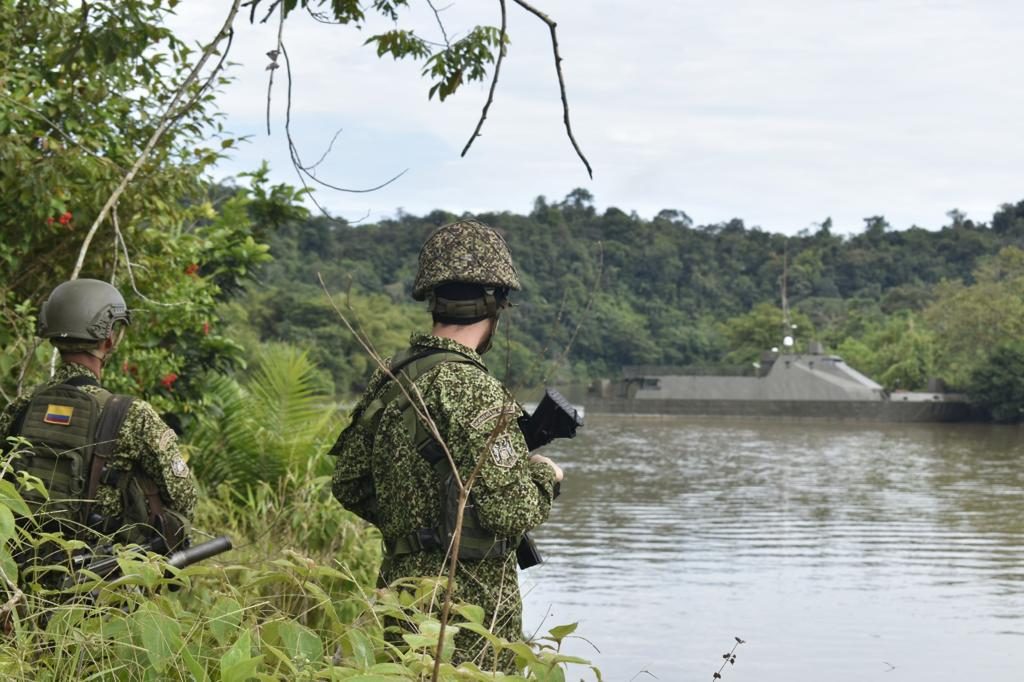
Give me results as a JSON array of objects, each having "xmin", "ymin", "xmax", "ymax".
[{"xmin": 781, "ymin": 242, "xmax": 795, "ymax": 349}]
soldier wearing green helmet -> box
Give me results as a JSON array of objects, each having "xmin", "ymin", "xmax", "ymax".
[
  {"xmin": 331, "ymin": 219, "xmax": 562, "ymax": 670},
  {"xmin": 0, "ymin": 279, "xmax": 196, "ymax": 569}
]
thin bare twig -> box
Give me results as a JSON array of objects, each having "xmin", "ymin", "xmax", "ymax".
[
  {"xmin": 425, "ymin": 0, "xmax": 452, "ymax": 47},
  {"xmin": 510, "ymin": 0, "xmax": 593, "ymax": 178},
  {"xmin": 460, "ymin": 0, "xmax": 507, "ymax": 158},
  {"xmin": 541, "ymin": 241, "xmax": 603, "ymax": 384},
  {"xmin": 265, "ymin": 0, "xmax": 284, "ymax": 135},
  {"xmin": 280, "ymin": 42, "xmax": 408, "ymax": 193},
  {"xmin": 0, "ymin": 567, "xmax": 25, "ymax": 621},
  {"xmin": 113, "ymin": 208, "xmax": 188, "ymax": 308},
  {"xmin": 277, "ymin": 41, "xmax": 407, "ymax": 226},
  {"xmin": 298, "ymin": 127, "xmax": 345, "ymax": 173}
]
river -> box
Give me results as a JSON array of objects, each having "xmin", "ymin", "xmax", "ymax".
[{"xmin": 519, "ymin": 415, "xmax": 1024, "ymax": 681}]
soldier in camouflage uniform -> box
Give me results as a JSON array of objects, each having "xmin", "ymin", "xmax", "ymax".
[
  {"xmin": 331, "ymin": 219, "xmax": 562, "ymax": 670},
  {"xmin": 0, "ymin": 279, "xmax": 196, "ymax": 560}
]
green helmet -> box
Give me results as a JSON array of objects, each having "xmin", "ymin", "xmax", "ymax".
[
  {"xmin": 38, "ymin": 279, "xmax": 132, "ymax": 348},
  {"xmin": 412, "ymin": 219, "xmax": 521, "ymax": 301}
]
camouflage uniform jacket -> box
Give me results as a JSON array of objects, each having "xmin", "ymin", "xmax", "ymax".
[
  {"xmin": 0, "ymin": 362, "xmax": 197, "ymax": 522},
  {"xmin": 331, "ymin": 332, "xmax": 557, "ymax": 664}
]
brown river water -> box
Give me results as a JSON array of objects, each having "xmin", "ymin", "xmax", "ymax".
[{"xmin": 519, "ymin": 415, "xmax": 1024, "ymax": 681}]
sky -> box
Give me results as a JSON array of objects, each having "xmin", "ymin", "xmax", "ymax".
[{"xmin": 166, "ymin": 1, "xmax": 1024, "ymax": 236}]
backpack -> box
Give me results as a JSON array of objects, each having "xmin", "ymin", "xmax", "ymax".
[
  {"xmin": 5, "ymin": 376, "xmax": 176, "ymax": 548},
  {"xmin": 355, "ymin": 347, "xmax": 516, "ymax": 562}
]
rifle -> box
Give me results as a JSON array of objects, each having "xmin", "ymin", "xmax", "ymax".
[
  {"xmin": 516, "ymin": 389, "xmax": 583, "ymax": 569},
  {"xmin": 62, "ymin": 535, "xmax": 233, "ymax": 589}
]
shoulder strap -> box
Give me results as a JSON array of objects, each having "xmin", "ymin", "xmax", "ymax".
[
  {"xmin": 83, "ymin": 394, "xmax": 136, "ymax": 524},
  {"xmin": 63, "ymin": 375, "xmax": 101, "ymax": 389},
  {"xmin": 357, "ymin": 347, "xmax": 486, "ymax": 436}
]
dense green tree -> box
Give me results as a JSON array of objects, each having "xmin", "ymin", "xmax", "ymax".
[
  {"xmin": 968, "ymin": 341, "xmax": 1024, "ymax": 423},
  {"xmin": 717, "ymin": 303, "xmax": 816, "ymax": 365}
]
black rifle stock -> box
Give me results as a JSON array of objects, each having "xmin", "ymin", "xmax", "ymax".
[{"xmin": 516, "ymin": 388, "xmax": 584, "ymax": 569}]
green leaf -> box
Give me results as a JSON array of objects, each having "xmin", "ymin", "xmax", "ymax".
[
  {"xmin": 546, "ymin": 622, "xmax": 578, "ymax": 642},
  {"xmin": 0, "ymin": 548, "xmax": 18, "ymax": 585},
  {"xmin": 534, "ymin": 663, "xmax": 566, "ymax": 682},
  {"xmin": 260, "ymin": 642, "xmax": 299, "ymax": 676},
  {"xmin": 455, "ymin": 621, "xmax": 504, "ymax": 649},
  {"xmin": 454, "ymin": 603, "xmax": 485, "ymax": 624},
  {"xmin": 208, "ymin": 597, "xmax": 243, "ymax": 646},
  {"xmin": 366, "ymin": 663, "xmax": 411, "ymax": 675},
  {"xmin": 179, "ymin": 644, "xmax": 210, "ymax": 682},
  {"xmin": 0, "ymin": 506, "xmax": 15, "ymax": 545},
  {"xmin": 135, "ymin": 605, "xmax": 182, "ymax": 673},
  {"xmin": 0, "ymin": 480, "xmax": 31, "ymax": 517},
  {"xmin": 221, "ymin": 629, "xmax": 256, "ymax": 678},
  {"xmin": 277, "ymin": 620, "xmax": 323, "ymax": 663},
  {"xmin": 507, "ymin": 641, "xmax": 539, "ymax": 667},
  {"xmin": 221, "ymin": 655, "xmax": 265, "ymax": 682},
  {"xmin": 348, "ymin": 628, "xmax": 374, "ymax": 669}
]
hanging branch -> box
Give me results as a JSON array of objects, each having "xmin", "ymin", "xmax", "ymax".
[
  {"xmin": 265, "ymin": 0, "xmax": 284, "ymax": 135},
  {"xmin": 460, "ymin": 0, "xmax": 508, "ymax": 158},
  {"xmin": 113, "ymin": 207, "xmax": 188, "ymax": 308},
  {"xmin": 279, "ymin": 42, "xmax": 408, "ymax": 195},
  {"xmin": 509, "ymin": 0, "xmax": 592, "ymax": 178}
]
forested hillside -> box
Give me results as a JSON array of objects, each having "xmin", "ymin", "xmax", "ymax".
[{"xmin": 246, "ymin": 189, "xmax": 1024, "ymax": 418}]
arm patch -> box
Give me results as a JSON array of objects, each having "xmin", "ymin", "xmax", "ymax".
[
  {"xmin": 489, "ymin": 434, "xmax": 518, "ymax": 468},
  {"xmin": 470, "ymin": 403, "xmax": 520, "ymax": 430}
]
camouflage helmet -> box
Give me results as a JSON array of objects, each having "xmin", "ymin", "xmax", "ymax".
[
  {"xmin": 411, "ymin": 219, "xmax": 521, "ymax": 301},
  {"xmin": 38, "ymin": 279, "xmax": 132, "ymax": 348}
]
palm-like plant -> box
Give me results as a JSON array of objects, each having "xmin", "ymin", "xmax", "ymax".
[{"xmin": 186, "ymin": 345, "xmax": 341, "ymax": 489}]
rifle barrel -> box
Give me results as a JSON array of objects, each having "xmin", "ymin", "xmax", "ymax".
[{"xmin": 166, "ymin": 535, "xmax": 233, "ymax": 570}]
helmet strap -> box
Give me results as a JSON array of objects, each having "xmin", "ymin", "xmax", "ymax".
[
  {"xmin": 476, "ymin": 314, "xmax": 501, "ymax": 354},
  {"xmin": 86, "ymin": 326, "xmax": 125, "ymax": 367},
  {"xmin": 428, "ymin": 287, "xmax": 500, "ymax": 319}
]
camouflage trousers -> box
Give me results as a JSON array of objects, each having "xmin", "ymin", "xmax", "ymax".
[{"xmin": 381, "ymin": 550, "xmax": 523, "ymax": 673}]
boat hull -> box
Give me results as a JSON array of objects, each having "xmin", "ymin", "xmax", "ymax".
[{"xmin": 578, "ymin": 396, "xmax": 975, "ymax": 422}]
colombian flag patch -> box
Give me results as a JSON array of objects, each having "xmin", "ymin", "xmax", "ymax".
[{"xmin": 43, "ymin": 404, "xmax": 74, "ymax": 426}]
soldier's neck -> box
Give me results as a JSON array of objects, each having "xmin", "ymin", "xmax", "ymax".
[
  {"xmin": 432, "ymin": 319, "xmax": 491, "ymax": 353},
  {"xmin": 60, "ymin": 352, "xmax": 103, "ymax": 379}
]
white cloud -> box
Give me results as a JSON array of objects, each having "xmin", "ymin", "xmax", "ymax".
[{"xmin": 167, "ymin": 0, "xmax": 1024, "ymax": 234}]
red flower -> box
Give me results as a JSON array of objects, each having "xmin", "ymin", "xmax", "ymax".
[
  {"xmin": 202, "ymin": 321, "xmax": 210, "ymax": 335},
  {"xmin": 47, "ymin": 216, "xmax": 55, "ymax": 224},
  {"xmin": 58, "ymin": 211, "xmax": 72, "ymax": 226},
  {"xmin": 160, "ymin": 373, "xmax": 178, "ymax": 390},
  {"xmin": 184, "ymin": 263, "xmax": 199, "ymax": 276}
]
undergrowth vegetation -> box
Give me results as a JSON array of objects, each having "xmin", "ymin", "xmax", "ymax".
[{"xmin": 0, "ymin": 354, "xmax": 597, "ymax": 681}]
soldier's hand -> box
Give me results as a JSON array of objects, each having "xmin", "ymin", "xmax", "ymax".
[{"xmin": 529, "ymin": 454, "xmax": 563, "ymax": 482}]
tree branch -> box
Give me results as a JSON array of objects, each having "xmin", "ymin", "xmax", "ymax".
[
  {"xmin": 511, "ymin": 0, "xmax": 593, "ymax": 178},
  {"xmin": 52, "ymin": 0, "xmax": 242, "ymax": 376},
  {"xmin": 67, "ymin": 0, "xmax": 242, "ymax": 282},
  {"xmin": 265, "ymin": 0, "xmax": 284, "ymax": 135},
  {"xmin": 460, "ymin": 0, "xmax": 507, "ymax": 158}
]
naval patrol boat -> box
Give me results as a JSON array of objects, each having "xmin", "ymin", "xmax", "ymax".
[{"xmin": 575, "ymin": 340, "xmax": 972, "ymax": 422}]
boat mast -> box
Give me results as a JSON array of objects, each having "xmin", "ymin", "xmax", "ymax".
[{"xmin": 781, "ymin": 242, "xmax": 794, "ymax": 350}]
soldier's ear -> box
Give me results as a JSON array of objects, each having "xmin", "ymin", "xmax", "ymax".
[{"xmin": 106, "ymin": 324, "xmax": 126, "ymax": 350}]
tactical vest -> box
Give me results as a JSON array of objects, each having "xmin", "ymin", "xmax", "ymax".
[
  {"xmin": 5, "ymin": 375, "xmax": 172, "ymax": 548},
  {"xmin": 355, "ymin": 347, "xmax": 516, "ymax": 562}
]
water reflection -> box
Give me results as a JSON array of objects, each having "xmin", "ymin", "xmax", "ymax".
[{"xmin": 521, "ymin": 416, "xmax": 1024, "ymax": 681}]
